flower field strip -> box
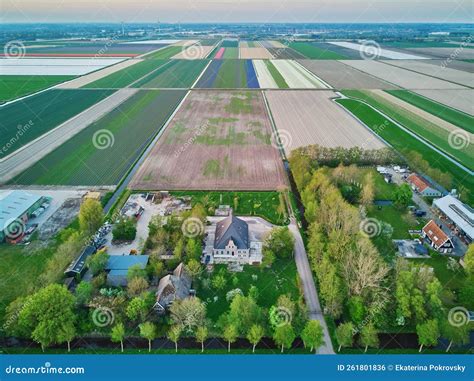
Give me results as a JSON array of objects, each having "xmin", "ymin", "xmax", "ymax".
[
  {"xmin": 271, "ymin": 60, "xmax": 329, "ymax": 88},
  {"xmin": 214, "ymin": 47, "xmax": 225, "ymax": 59},
  {"xmin": 288, "ymin": 42, "xmax": 347, "ymax": 59},
  {"xmin": 10, "ymin": 90, "xmax": 186, "ymax": 186},
  {"xmin": 83, "ymin": 59, "xmax": 170, "ymax": 88},
  {"xmin": 142, "ymin": 46, "xmax": 183, "ymax": 59},
  {"xmin": 412, "ymin": 89, "xmax": 473, "ymax": 117},
  {"xmin": 0, "ymin": 75, "xmax": 75, "ymax": 103},
  {"xmin": 195, "ymin": 60, "xmax": 258, "ymax": 88},
  {"xmin": 221, "ymin": 40, "xmax": 239, "ymax": 48},
  {"xmin": 336, "ymin": 97, "xmax": 474, "ymax": 204},
  {"xmin": 0, "ymin": 89, "xmax": 115, "ymax": 155},
  {"xmin": 133, "ymin": 60, "xmax": 209, "ymax": 88},
  {"xmin": 343, "ymin": 90, "xmax": 474, "ymax": 171},
  {"xmin": 223, "ymin": 48, "xmax": 239, "ymax": 58},
  {"xmin": 386, "ymin": 90, "xmax": 474, "ymax": 133}
]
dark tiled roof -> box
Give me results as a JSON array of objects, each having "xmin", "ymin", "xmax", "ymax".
[{"xmin": 214, "ymin": 213, "xmax": 249, "ymax": 250}]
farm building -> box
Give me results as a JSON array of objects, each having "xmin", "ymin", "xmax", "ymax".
[
  {"xmin": 406, "ymin": 173, "xmax": 442, "ymax": 197},
  {"xmin": 212, "ymin": 212, "xmax": 251, "ymax": 264},
  {"xmin": 64, "ymin": 245, "xmax": 97, "ymax": 277},
  {"xmin": 105, "ymin": 255, "xmax": 149, "ymax": 286},
  {"xmin": 0, "ymin": 190, "xmax": 44, "ymax": 243},
  {"xmin": 155, "ymin": 263, "xmax": 192, "ymax": 312},
  {"xmin": 432, "ymin": 195, "xmax": 473, "ymax": 244},
  {"xmin": 422, "ymin": 220, "xmax": 454, "ymax": 253}
]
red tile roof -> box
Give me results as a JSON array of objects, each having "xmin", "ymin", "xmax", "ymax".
[
  {"xmin": 422, "ymin": 220, "xmax": 450, "ymax": 247},
  {"xmin": 407, "ymin": 173, "xmax": 431, "ymax": 192}
]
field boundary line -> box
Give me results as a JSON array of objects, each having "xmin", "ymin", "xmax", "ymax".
[
  {"xmin": 337, "ymin": 96, "xmax": 474, "ymax": 176},
  {"xmin": 127, "ymin": 59, "xmax": 175, "ymax": 88},
  {"xmin": 191, "ymin": 60, "xmax": 213, "ymax": 89},
  {"xmin": 104, "ymin": 90, "xmax": 192, "ymax": 211},
  {"xmin": 291, "ymin": 60, "xmax": 333, "ymax": 89}
]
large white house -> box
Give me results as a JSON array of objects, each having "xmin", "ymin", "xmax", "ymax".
[{"xmin": 211, "ymin": 212, "xmax": 252, "ymax": 264}]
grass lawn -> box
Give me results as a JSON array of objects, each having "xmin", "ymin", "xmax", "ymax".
[
  {"xmin": 342, "ymin": 90, "xmax": 473, "ymax": 170},
  {"xmin": 386, "ymin": 90, "xmax": 474, "ymax": 134},
  {"xmin": 288, "ymin": 42, "xmax": 347, "ymax": 59},
  {"xmin": 195, "ymin": 257, "xmax": 300, "ymax": 322},
  {"xmin": 265, "ymin": 60, "xmax": 289, "ymax": 88},
  {"xmin": 0, "ymin": 243, "xmax": 56, "ymax": 324},
  {"xmin": 336, "ymin": 98, "xmax": 474, "ymax": 205},
  {"xmin": 418, "ymin": 254, "xmax": 468, "ymax": 296},
  {"xmin": 84, "ymin": 59, "xmax": 169, "ymax": 88},
  {"xmin": 170, "ymin": 191, "xmax": 288, "ymax": 225},
  {"xmin": 0, "ymin": 75, "xmax": 74, "ymax": 104}
]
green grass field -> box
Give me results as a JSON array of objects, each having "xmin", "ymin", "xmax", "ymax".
[
  {"xmin": 342, "ymin": 90, "xmax": 473, "ymax": 171},
  {"xmin": 143, "ymin": 46, "xmax": 183, "ymax": 59},
  {"xmin": 336, "ymin": 98, "xmax": 474, "ymax": 204},
  {"xmin": 195, "ymin": 257, "xmax": 299, "ymax": 321},
  {"xmin": 386, "ymin": 90, "xmax": 474, "ymax": 133},
  {"xmin": 170, "ymin": 190, "xmax": 288, "ymax": 225},
  {"xmin": 0, "ymin": 89, "xmax": 115, "ymax": 154},
  {"xmin": 265, "ymin": 60, "xmax": 289, "ymax": 88},
  {"xmin": 0, "ymin": 243, "xmax": 55, "ymax": 324},
  {"xmin": 83, "ymin": 59, "xmax": 169, "ymax": 88},
  {"xmin": 0, "ymin": 75, "xmax": 74, "ymax": 104},
  {"xmin": 134, "ymin": 59, "xmax": 208, "ymax": 88},
  {"xmin": 11, "ymin": 90, "xmax": 186, "ymax": 186},
  {"xmin": 221, "ymin": 40, "xmax": 239, "ymax": 48},
  {"xmin": 288, "ymin": 42, "xmax": 347, "ymax": 59}
]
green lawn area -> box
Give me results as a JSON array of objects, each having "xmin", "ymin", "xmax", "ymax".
[
  {"xmin": 134, "ymin": 59, "xmax": 209, "ymax": 88},
  {"xmin": 143, "ymin": 46, "xmax": 182, "ymax": 60},
  {"xmin": 0, "ymin": 243, "xmax": 56, "ymax": 324},
  {"xmin": 386, "ymin": 90, "xmax": 474, "ymax": 134},
  {"xmin": 288, "ymin": 42, "xmax": 347, "ymax": 59},
  {"xmin": 418, "ymin": 254, "xmax": 468, "ymax": 296},
  {"xmin": 342, "ymin": 90, "xmax": 473, "ymax": 171},
  {"xmin": 170, "ymin": 191, "xmax": 288, "ymax": 225},
  {"xmin": 195, "ymin": 257, "xmax": 299, "ymax": 322},
  {"xmin": 0, "ymin": 75, "xmax": 74, "ymax": 104},
  {"xmin": 336, "ymin": 98, "xmax": 474, "ymax": 204},
  {"xmin": 265, "ymin": 60, "xmax": 289, "ymax": 88},
  {"xmin": 84, "ymin": 59, "xmax": 169, "ymax": 88}
]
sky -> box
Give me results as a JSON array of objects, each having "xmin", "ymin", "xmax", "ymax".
[{"xmin": 2, "ymin": 0, "xmax": 472, "ymax": 23}]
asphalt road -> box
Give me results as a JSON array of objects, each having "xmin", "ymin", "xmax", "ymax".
[{"xmin": 289, "ymin": 217, "xmax": 335, "ymax": 354}]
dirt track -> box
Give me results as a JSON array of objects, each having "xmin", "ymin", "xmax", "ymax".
[{"xmin": 130, "ymin": 90, "xmax": 287, "ymax": 191}]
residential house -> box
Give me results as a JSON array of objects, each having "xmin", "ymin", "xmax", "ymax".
[
  {"xmin": 422, "ymin": 220, "xmax": 454, "ymax": 253},
  {"xmin": 155, "ymin": 263, "xmax": 192, "ymax": 312},
  {"xmin": 407, "ymin": 173, "xmax": 442, "ymax": 197}
]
